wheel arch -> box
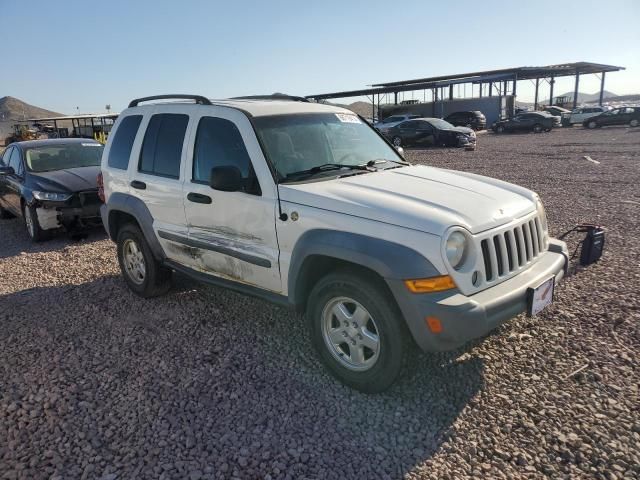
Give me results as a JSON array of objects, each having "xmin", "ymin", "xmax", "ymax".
[
  {"xmin": 103, "ymin": 192, "xmax": 165, "ymax": 260},
  {"xmin": 287, "ymin": 229, "xmax": 440, "ymax": 310}
]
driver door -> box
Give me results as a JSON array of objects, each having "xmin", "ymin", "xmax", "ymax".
[{"xmin": 414, "ymin": 121, "xmax": 436, "ymax": 146}]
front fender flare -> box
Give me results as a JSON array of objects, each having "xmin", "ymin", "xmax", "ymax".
[{"xmin": 287, "ymin": 229, "xmax": 440, "ymax": 305}]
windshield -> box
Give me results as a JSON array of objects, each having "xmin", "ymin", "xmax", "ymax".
[
  {"xmin": 427, "ymin": 118, "xmax": 456, "ymax": 129},
  {"xmin": 25, "ymin": 143, "xmax": 104, "ymax": 172},
  {"xmin": 254, "ymin": 113, "xmax": 403, "ymax": 180}
]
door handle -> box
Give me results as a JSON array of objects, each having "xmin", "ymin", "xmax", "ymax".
[
  {"xmin": 187, "ymin": 192, "xmax": 212, "ymax": 204},
  {"xmin": 130, "ymin": 180, "xmax": 146, "ymax": 190}
]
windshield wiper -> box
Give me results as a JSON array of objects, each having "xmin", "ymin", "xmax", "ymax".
[{"xmin": 283, "ymin": 163, "xmax": 371, "ymax": 181}]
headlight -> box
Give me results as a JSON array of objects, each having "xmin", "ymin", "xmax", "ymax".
[
  {"xmin": 536, "ymin": 198, "xmax": 548, "ymax": 232},
  {"xmin": 32, "ymin": 191, "xmax": 72, "ymax": 202},
  {"xmin": 446, "ymin": 231, "xmax": 467, "ymax": 270}
]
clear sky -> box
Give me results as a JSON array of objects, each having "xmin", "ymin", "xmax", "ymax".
[{"xmin": 1, "ymin": 0, "xmax": 638, "ymax": 114}]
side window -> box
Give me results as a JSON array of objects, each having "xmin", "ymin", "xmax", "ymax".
[
  {"xmin": 108, "ymin": 115, "xmax": 142, "ymax": 170},
  {"xmin": 192, "ymin": 116, "xmax": 258, "ymax": 193},
  {"xmin": 9, "ymin": 148, "xmax": 23, "ymax": 175},
  {"xmin": 139, "ymin": 113, "xmax": 189, "ymax": 178},
  {"xmin": 0, "ymin": 147, "xmax": 11, "ymax": 166}
]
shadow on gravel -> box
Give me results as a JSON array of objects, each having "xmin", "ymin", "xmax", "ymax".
[
  {"xmin": 0, "ymin": 274, "xmax": 484, "ymax": 479},
  {"xmin": 0, "ymin": 217, "xmax": 107, "ymax": 260}
]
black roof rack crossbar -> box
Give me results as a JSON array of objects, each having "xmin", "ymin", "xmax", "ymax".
[
  {"xmin": 231, "ymin": 94, "xmax": 309, "ymax": 103},
  {"xmin": 128, "ymin": 94, "xmax": 212, "ymax": 108}
]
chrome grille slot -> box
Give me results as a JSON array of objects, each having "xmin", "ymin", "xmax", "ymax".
[{"xmin": 479, "ymin": 214, "xmax": 547, "ymax": 285}]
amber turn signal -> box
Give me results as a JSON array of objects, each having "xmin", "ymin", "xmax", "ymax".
[{"xmin": 404, "ymin": 275, "xmax": 456, "ymax": 293}]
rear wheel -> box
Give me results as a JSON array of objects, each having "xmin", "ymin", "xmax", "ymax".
[
  {"xmin": 630, "ymin": 119, "xmax": 639, "ymax": 127},
  {"xmin": 392, "ymin": 136, "xmax": 402, "ymax": 147},
  {"xmin": 116, "ymin": 223, "xmax": 172, "ymax": 297},
  {"xmin": 496, "ymin": 125, "xmax": 505, "ymax": 134},
  {"xmin": 587, "ymin": 120, "xmax": 598, "ymax": 129},
  {"xmin": 307, "ymin": 270, "xmax": 413, "ymax": 393},
  {"xmin": 533, "ymin": 123, "xmax": 543, "ymax": 133}
]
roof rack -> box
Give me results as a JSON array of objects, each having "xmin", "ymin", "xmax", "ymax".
[
  {"xmin": 128, "ymin": 94, "xmax": 212, "ymax": 108},
  {"xmin": 231, "ymin": 94, "xmax": 309, "ymax": 103}
]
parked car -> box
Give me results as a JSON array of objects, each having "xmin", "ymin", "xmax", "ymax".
[
  {"xmin": 0, "ymin": 138, "xmax": 104, "ymax": 241},
  {"xmin": 373, "ymin": 114, "xmax": 421, "ymax": 133},
  {"xmin": 583, "ymin": 106, "xmax": 640, "ymax": 129},
  {"xmin": 444, "ymin": 111, "xmax": 486, "ymax": 130},
  {"xmin": 543, "ymin": 106, "xmax": 570, "ymax": 117},
  {"xmin": 566, "ymin": 106, "xmax": 609, "ymax": 125},
  {"xmin": 100, "ymin": 94, "xmax": 568, "ymax": 393},
  {"xmin": 492, "ymin": 112, "xmax": 556, "ymax": 133},
  {"xmin": 385, "ymin": 118, "xmax": 476, "ymax": 148}
]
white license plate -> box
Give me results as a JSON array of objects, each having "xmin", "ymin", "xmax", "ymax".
[{"xmin": 527, "ymin": 277, "xmax": 555, "ymax": 316}]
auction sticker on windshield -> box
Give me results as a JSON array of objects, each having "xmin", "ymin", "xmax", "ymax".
[
  {"xmin": 527, "ymin": 277, "xmax": 555, "ymax": 316},
  {"xmin": 335, "ymin": 113, "xmax": 361, "ymax": 123}
]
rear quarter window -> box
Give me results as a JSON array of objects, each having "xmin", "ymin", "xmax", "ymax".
[
  {"xmin": 139, "ymin": 114, "xmax": 189, "ymax": 179},
  {"xmin": 108, "ymin": 115, "xmax": 142, "ymax": 170}
]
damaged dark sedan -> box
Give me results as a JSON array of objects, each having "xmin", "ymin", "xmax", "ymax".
[
  {"xmin": 384, "ymin": 118, "xmax": 476, "ymax": 148},
  {"xmin": 0, "ymin": 138, "xmax": 104, "ymax": 242}
]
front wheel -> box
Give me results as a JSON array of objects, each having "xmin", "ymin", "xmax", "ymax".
[
  {"xmin": 630, "ymin": 119, "xmax": 639, "ymax": 127},
  {"xmin": 23, "ymin": 204, "xmax": 49, "ymax": 242},
  {"xmin": 533, "ymin": 123, "xmax": 543, "ymax": 133},
  {"xmin": 307, "ymin": 270, "xmax": 413, "ymax": 393},
  {"xmin": 116, "ymin": 224, "xmax": 172, "ymax": 297},
  {"xmin": 496, "ymin": 125, "xmax": 505, "ymax": 134},
  {"xmin": 392, "ymin": 136, "xmax": 402, "ymax": 147},
  {"xmin": 587, "ymin": 120, "xmax": 598, "ymax": 129},
  {"xmin": 0, "ymin": 204, "xmax": 15, "ymax": 219}
]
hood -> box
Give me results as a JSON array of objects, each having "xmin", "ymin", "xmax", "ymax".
[
  {"xmin": 28, "ymin": 166, "xmax": 100, "ymax": 193},
  {"xmin": 442, "ymin": 126, "xmax": 475, "ymax": 135},
  {"xmin": 280, "ymin": 165, "xmax": 537, "ymax": 236}
]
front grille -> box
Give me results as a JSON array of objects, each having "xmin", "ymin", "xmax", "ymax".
[
  {"xmin": 79, "ymin": 190, "xmax": 100, "ymax": 207},
  {"xmin": 480, "ymin": 216, "xmax": 546, "ymax": 282}
]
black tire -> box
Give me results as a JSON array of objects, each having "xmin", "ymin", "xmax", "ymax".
[
  {"xmin": 630, "ymin": 119, "xmax": 639, "ymax": 128},
  {"xmin": 391, "ymin": 136, "xmax": 402, "ymax": 148},
  {"xmin": 116, "ymin": 223, "xmax": 172, "ymax": 298},
  {"xmin": 23, "ymin": 203, "xmax": 50, "ymax": 242},
  {"xmin": 496, "ymin": 125, "xmax": 505, "ymax": 134},
  {"xmin": 587, "ymin": 120, "xmax": 598, "ymax": 129},
  {"xmin": 306, "ymin": 269, "xmax": 413, "ymax": 393},
  {"xmin": 533, "ymin": 123, "xmax": 543, "ymax": 133},
  {"xmin": 0, "ymin": 204, "xmax": 15, "ymax": 219}
]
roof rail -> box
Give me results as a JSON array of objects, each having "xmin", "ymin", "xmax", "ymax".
[
  {"xmin": 128, "ymin": 94, "xmax": 212, "ymax": 108},
  {"xmin": 231, "ymin": 94, "xmax": 309, "ymax": 103}
]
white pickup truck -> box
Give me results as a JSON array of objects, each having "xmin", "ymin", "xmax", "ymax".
[{"xmin": 100, "ymin": 94, "xmax": 569, "ymax": 392}]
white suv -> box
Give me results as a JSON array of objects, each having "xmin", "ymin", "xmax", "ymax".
[
  {"xmin": 100, "ymin": 94, "xmax": 569, "ymax": 392},
  {"xmin": 566, "ymin": 106, "xmax": 609, "ymax": 125}
]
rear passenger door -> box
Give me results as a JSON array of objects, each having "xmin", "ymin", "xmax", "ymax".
[
  {"xmin": 128, "ymin": 108, "xmax": 192, "ymax": 262},
  {"xmin": 181, "ymin": 107, "xmax": 282, "ymax": 293}
]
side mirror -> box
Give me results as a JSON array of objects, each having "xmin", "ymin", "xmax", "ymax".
[
  {"xmin": 395, "ymin": 146, "xmax": 404, "ymax": 157},
  {"xmin": 210, "ymin": 166, "xmax": 243, "ymax": 192},
  {"xmin": 0, "ymin": 166, "xmax": 15, "ymax": 176}
]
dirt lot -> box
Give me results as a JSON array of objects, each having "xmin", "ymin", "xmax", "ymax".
[{"xmin": 1, "ymin": 127, "xmax": 638, "ymax": 480}]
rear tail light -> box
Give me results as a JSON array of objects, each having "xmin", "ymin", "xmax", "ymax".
[{"xmin": 97, "ymin": 172, "xmax": 105, "ymax": 203}]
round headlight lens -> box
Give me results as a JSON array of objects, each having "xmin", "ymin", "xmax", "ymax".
[{"xmin": 446, "ymin": 231, "xmax": 467, "ymax": 270}]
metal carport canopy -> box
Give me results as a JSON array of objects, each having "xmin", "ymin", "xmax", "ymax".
[{"xmin": 305, "ymin": 62, "xmax": 624, "ymax": 101}]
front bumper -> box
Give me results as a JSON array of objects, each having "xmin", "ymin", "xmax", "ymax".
[
  {"xmin": 387, "ymin": 239, "xmax": 569, "ymax": 352},
  {"xmin": 34, "ymin": 202, "xmax": 102, "ymax": 231}
]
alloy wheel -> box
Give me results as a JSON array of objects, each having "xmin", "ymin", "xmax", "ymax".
[
  {"xmin": 321, "ymin": 297, "xmax": 380, "ymax": 371},
  {"xmin": 122, "ymin": 238, "xmax": 146, "ymax": 285},
  {"xmin": 24, "ymin": 207, "xmax": 35, "ymax": 238}
]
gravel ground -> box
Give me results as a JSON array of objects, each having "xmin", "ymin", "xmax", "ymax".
[{"xmin": 1, "ymin": 127, "xmax": 638, "ymax": 480}]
